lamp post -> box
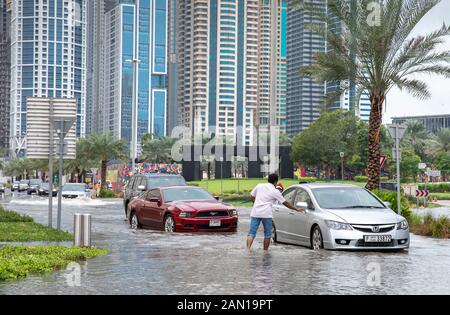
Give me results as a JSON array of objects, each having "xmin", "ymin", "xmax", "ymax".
[
  {"xmin": 126, "ymin": 1, "xmax": 141, "ymax": 175},
  {"xmin": 340, "ymin": 152, "xmax": 345, "ymax": 181}
]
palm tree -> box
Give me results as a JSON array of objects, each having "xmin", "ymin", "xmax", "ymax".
[
  {"xmin": 403, "ymin": 120, "xmax": 432, "ymax": 161},
  {"xmin": 141, "ymin": 134, "xmax": 175, "ymax": 163},
  {"xmin": 86, "ymin": 133, "xmax": 127, "ymax": 190},
  {"xmin": 297, "ymin": 0, "xmax": 450, "ymax": 190},
  {"xmin": 65, "ymin": 138, "xmax": 98, "ymax": 182},
  {"xmin": 428, "ymin": 128, "xmax": 450, "ymax": 156}
]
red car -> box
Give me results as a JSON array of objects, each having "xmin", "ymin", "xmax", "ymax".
[{"xmin": 127, "ymin": 186, "xmax": 238, "ymax": 232}]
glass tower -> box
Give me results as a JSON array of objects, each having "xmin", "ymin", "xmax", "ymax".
[
  {"xmin": 102, "ymin": 0, "xmax": 168, "ymax": 152},
  {"xmin": 9, "ymin": 0, "xmax": 87, "ymax": 153}
]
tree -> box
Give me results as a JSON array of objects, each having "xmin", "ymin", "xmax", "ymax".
[
  {"xmin": 86, "ymin": 133, "xmax": 127, "ymax": 190},
  {"xmin": 428, "ymin": 128, "xmax": 450, "ymax": 156},
  {"xmin": 436, "ymin": 153, "xmax": 450, "ymax": 180},
  {"xmin": 291, "ymin": 111, "xmax": 360, "ymax": 178},
  {"xmin": 297, "ymin": 0, "xmax": 450, "ymax": 190},
  {"xmin": 402, "ymin": 120, "xmax": 432, "ymax": 161},
  {"xmin": 141, "ymin": 134, "xmax": 176, "ymax": 164},
  {"xmin": 65, "ymin": 138, "xmax": 98, "ymax": 182},
  {"xmin": 394, "ymin": 148, "xmax": 420, "ymax": 182}
]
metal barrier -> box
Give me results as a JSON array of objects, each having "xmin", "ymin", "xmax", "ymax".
[{"xmin": 73, "ymin": 213, "xmax": 92, "ymax": 247}]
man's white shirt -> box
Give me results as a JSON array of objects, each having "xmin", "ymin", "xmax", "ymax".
[{"xmin": 250, "ymin": 183, "xmax": 286, "ymax": 218}]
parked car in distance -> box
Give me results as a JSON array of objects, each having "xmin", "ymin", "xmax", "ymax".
[
  {"xmin": 127, "ymin": 186, "xmax": 238, "ymax": 232},
  {"xmin": 27, "ymin": 179, "xmax": 43, "ymax": 195},
  {"xmin": 0, "ymin": 184, "xmax": 5, "ymax": 193},
  {"xmin": 19, "ymin": 180, "xmax": 30, "ymax": 192},
  {"xmin": 123, "ymin": 173, "xmax": 187, "ymax": 216},
  {"xmin": 38, "ymin": 182, "xmax": 58, "ymax": 197},
  {"xmin": 62, "ymin": 183, "xmax": 89, "ymax": 199},
  {"xmin": 12, "ymin": 181, "xmax": 20, "ymax": 191},
  {"xmin": 272, "ymin": 184, "xmax": 410, "ymax": 251}
]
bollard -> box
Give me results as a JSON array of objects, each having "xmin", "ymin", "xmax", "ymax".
[
  {"xmin": 73, "ymin": 213, "xmax": 92, "ymax": 248},
  {"xmin": 83, "ymin": 214, "xmax": 91, "ymax": 247}
]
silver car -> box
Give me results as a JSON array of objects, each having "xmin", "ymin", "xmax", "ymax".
[{"xmin": 272, "ymin": 184, "xmax": 410, "ymax": 251}]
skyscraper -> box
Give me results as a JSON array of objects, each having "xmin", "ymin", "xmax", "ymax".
[
  {"xmin": 177, "ymin": 0, "xmax": 286, "ymax": 145},
  {"xmin": 101, "ymin": 0, "xmax": 168, "ymax": 152},
  {"xmin": 286, "ymin": 0, "xmax": 326, "ymax": 137},
  {"xmin": 0, "ymin": 0, "xmax": 11, "ymax": 152},
  {"xmin": 9, "ymin": 0, "xmax": 87, "ymax": 155},
  {"xmin": 85, "ymin": 0, "xmax": 118, "ymax": 135}
]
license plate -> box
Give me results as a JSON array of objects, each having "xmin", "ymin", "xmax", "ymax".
[
  {"xmin": 364, "ymin": 235, "xmax": 392, "ymax": 243},
  {"xmin": 209, "ymin": 220, "xmax": 221, "ymax": 227}
]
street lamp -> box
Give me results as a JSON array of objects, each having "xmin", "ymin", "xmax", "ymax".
[
  {"xmin": 126, "ymin": 57, "xmax": 141, "ymax": 175},
  {"xmin": 340, "ymin": 152, "xmax": 345, "ymax": 181}
]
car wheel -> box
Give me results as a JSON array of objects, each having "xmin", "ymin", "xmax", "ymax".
[
  {"xmin": 130, "ymin": 212, "xmax": 140, "ymax": 230},
  {"xmin": 271, "ymin": 223, "xmax": 278, "ymax": 243},
  {"xmin": 124, "ymin": 201, "xmax": 129, "ymax": 217},
  {"xmin": 164, "ymin": 215, "xmax": 175, "ymax": 233},
  {"xmin": 311, "ymin": 225, "xmax": 324, "ymax": 250},
  {"xmin": 27, "ymin": 191, "xmax": 31, "ymax": 195}
]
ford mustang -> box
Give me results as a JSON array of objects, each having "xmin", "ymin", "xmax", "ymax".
[{"xmin": 127, "ymin": 186, "xmax": 238, "ymax": 233}]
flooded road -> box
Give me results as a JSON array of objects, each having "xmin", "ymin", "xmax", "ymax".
[{"xmin": 0, "ymin": 194, "xmax": 449, "ymax": 295}]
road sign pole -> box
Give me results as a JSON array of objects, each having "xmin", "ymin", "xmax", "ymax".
[
  {"xmin": 395, "ymin": 127, "xmax": 401, "ymax": 215},
  {"xmin": 48, "ymin": 99, "xmax": 54, "ymax": 227},
  {"xmin": 57, "ymin": 120, "xmax": 64, "ymax": 230}
]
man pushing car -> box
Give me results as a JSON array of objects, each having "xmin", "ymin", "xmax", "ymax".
[{"xmin": 247, "ymin": 174, "xmax": 304, "ymax": 251}]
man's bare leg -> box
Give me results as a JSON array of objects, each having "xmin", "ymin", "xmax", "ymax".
[
  {"xmin": 263, "ymin": 238, "xmax": 271, "ymax": 251},
  {"xmin": 247, "ymin": 236, "xmax": 255, "ymax": 250}
]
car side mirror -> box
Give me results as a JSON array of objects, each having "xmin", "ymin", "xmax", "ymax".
[
  {"xmin": 296, "ymin": 202, "xmax": 308, "ymax": 209},
  {"xmin": 214, "ymin": 196, "xmax": 220, "ymax": 201},
  {"xmin": 138, "ymin": 185, "xmax": 146, "ymax": 192},
  {"xmin": 148, "ymin": 197, "xmax": 161, "ymax": 204},
  {"xmin": 384, "ymin": 201, "xmax": 391, "ymax": 208}
]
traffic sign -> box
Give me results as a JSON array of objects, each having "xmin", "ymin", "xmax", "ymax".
[
  {"xmin": 415, "ymin": 190, "xmax": 429, "ymax": 198},
  {"xmin": 418, "ymin": 163, "xmax": 427, "ymax": 170},
  {"xmin": 426, "ymin": 170, "xmax": 441, "ymax": 177},
  {"xmin": 388, "ymin": 124, "xmax": 407, "ymax": 140},
  {"xmin": 380, "ymin": 156, "xmax": 387, "ymax": 168}
]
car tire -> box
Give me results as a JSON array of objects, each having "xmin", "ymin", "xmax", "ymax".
[
  {"xmin": 271, "ymin": 223, "xmax": 278, "ymax": 243},
  {"xmin": 310, "ymin": 225, "xmax": 324, "ymax": 250},
  {"xmin": 124, "ymin": 200, "xmax": 129, "ymax": 217},
  {"xmin": 130, "ymin": 212, "xmax": 140, "ymax": 230},
  {"xmin": 27, "ymin": 191, "xmax": 31, "ymax": 195},
  {"xmin": 164, "ymin": 215, "xmax": 176, "ymax": 233}
]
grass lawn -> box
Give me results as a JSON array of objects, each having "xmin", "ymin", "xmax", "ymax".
[
  {"xmin": 0, "ymin": 246, "xmax": 108, "ymax": 281},
  {"xmin": 430, "ymin": 193, "xmax": 450, "ymax": 200},
  {"xmin": 0, "ymin": 208, "xmax": 72, "ymax": 242},
  {"xmin": 0, "ymin": 207, "xmax": 108, "ymax": 282},
  {"xmin": 189, "ymin": 178, "xmax": 365, "ymax": 195}
]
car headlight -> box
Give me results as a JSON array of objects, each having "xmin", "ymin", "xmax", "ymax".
[
  {"xmin": 325, "ymin": 220, "xmax": 353, "ymax": 231},
  {"xmin": 397, "ymin": 220, "xmax": 409, "ymax": 230},
  {"xmin": 179, "ymin": 212, "xmax": 193, "ymax": 218},
  {"xmin": 229, "ymin": 209, "xmax": 238, "ymax": 217}
]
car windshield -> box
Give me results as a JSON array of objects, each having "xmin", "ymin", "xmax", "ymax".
[
  {"xmin": 312, "ymin": 187, "xmax": 385, "ymax": 209},
  {"xmin": 20, "ymin": 180, "xmax": 29, "ymax": 184},
  {"xmin": 63, "ymin": 184, "xmax": 86, "ymax": 192},
  {"xmin": 163, "ymin": 187, "xmax": 215, "ymax": 202},
  {"xmin": 148, "ymin": 176, "xmax": 186, "ymax": 189},
  {"xmin": 40, "ymin": 183, "xmax": 49, "ymax": 189},
  {"xmin": 30, "ymin": 179, "xmax": 41, "ymax": 185}
]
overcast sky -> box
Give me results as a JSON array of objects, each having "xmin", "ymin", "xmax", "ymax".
[{"xmin": 384, "ymin": 0, "xmax": 450, "ymax": 123}]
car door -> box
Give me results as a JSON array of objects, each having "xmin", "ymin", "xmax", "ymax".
[
  {"xmin": 289, "ymin": 189, "xmax": 316, "ymax": 246},
  {"xmin": 142, "ymin": 189, "xmax": 164, "ymax": 228},
  {"xmin": 273, "ymin": 187, "xmax": 298, "ymax": 242}
]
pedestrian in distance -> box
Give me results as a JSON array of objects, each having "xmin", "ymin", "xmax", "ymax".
[{"xmin": 247, "ymin": 174, "xmax": 304, "ymax": 252}]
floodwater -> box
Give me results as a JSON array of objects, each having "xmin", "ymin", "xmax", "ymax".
[{"xmin": 0, "ymin": 193, "xmax": 449, "ymax": 295}]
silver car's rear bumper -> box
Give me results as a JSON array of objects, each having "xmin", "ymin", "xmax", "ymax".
[{"xmin": 323, "ymin": 228, "xmax": 410, "ymax": 250}]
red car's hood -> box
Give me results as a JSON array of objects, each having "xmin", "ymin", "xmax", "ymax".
[{"xmin": 169, "ymin": 200, "xmax": 230, "ymax": 212}]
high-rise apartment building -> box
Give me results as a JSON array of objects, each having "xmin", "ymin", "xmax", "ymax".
[
  {"xmin": 9, "ymin": 0, "xmax": 87, "ymax": 156},
  {"xmin": 85, "ymin": 0, "xmax": 118, "ymax": 135},
  {"xmin": 286, "ymin": 0, "xmax": 326, "ymax": 137},
  {"xmin": 177, "ymin": 0, "xmax": 287, "ymax": 145},
  {"xmin": 101, "ymin": 0, "xmax": 168, "ymax": 150},
  {"xmin": 0, "ymin": 0, "xmax": 11, "ymax": 152}
]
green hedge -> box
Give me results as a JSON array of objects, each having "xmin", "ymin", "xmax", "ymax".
[
  {"xmin": 354, "ymin": 176, "xmax": 368, "ymax": 183},
  {"xmin": 418, "ymin": 183, "xmax": 450, "ymax": 193},
  {"xmin": 297, "ymin": 177, "xmax": 318, "ymax": 183},
  {"xmin": 0, "ymin": 208, "xmax": 33, "ymax": 223},
  {"xmin": 372, "ymin": 189, "xmax": 411, "ymax": 219},
  {"xmin": 98, "ymin": 189, "xmax": 114, "ymax": 198}
]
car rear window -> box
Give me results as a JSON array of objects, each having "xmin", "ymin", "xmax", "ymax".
[{"xmin": 147, "ymin": 176, "xmax": 186, "ymax": 189}]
